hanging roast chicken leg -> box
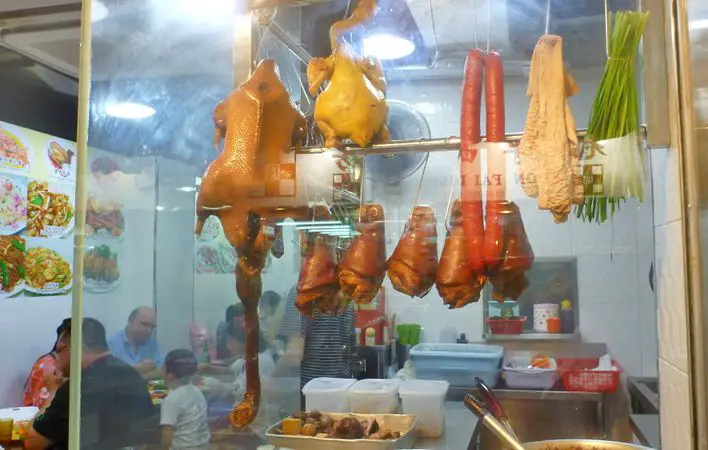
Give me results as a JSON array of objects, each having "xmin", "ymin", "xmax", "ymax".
[
  {"xmin": 387, "ymin": 206, "xmax": 438, "ymax": 298},
  {"xmin": 338, "ymin": 203, "xmax": 387, "ymax": 304}
]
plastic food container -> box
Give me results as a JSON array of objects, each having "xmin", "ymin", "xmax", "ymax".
[
  {"xmin": 398, "ymin": 379, "xmax": 449, "ymax": 438},
  {"xmin": 301, "ymin": 377, "xmax": 356, "ymax": 412},
  {"xmin": 503, "ymin": 356, "xmax": 559, "ymax": 390},
  {"xmin": 349, "ymin": 379, "xmax": 401, "ymax": 414},
  {"xmin": 409, "ymin": 343, "xmax": 504, "ymax": 387}
]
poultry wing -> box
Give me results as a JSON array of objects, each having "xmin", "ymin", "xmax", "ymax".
[
  {"xmin": 338, "ymin": 203, "xmax": 386, "ymax": 304},
  {"xmin": 387, "ymin": 206, "xmax": 438, "ymax": 298}
]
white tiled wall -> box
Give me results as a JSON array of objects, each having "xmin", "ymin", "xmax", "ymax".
[
  {"xmin": 372, "ymin": 69, "xmax": 658, "ymax": 377},
  {"xmin": 652, "ymin": 146, "xmax": 692, "ymax": 449}
]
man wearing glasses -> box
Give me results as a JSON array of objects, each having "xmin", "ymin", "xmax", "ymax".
[{"xmin": 108, "ymin": 306, "xmax": 164, "ymax": 379}]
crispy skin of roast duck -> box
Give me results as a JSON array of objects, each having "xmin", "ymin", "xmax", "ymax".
[
  {"xmin": 338, "ymin": 203, "xmax": 386, "ymax": 304},
  {"xmin": 486, "ymin": 201, "xmax": 535, "ymax": 301},
  {"xmin": 296, "ymin": 235, "xmax": 341, "ymax": 316},
  {"xmin": 194, "ymin": 60, "xmax": 305, "ymax": 430},
  {"xmin": 388, "ymin": 206, "xmax": 438, "ymax": 298},
  {"xmin": 307, "ymin": 0, "xmax": 390, "ymax": 149},
  {"xmin": 436, "ymin": 200, "xmax": 486, "ymax": 308}
]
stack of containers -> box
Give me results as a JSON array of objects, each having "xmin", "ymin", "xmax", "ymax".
[
  {"xmin": 409, "ymin": 343, "xmax": 504, "ymax": 387},
  {"xmin": 301, "ymin": 378, "xmax": 356, "ymax": 412},
  {"xmin": 398, "ymin": 379, "xmax": 450, "ymax": 438},
  {"xmin": 349, "ymin": 379, "xmax": 401, "ymax": 414}
]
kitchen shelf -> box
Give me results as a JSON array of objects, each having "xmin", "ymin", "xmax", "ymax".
[{"xmin": 484, "ymin": 332, "xmax": 581, "ymax": 342}]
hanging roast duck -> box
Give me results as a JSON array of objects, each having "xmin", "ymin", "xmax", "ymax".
[
  {"xmin": 307, "ymin": 0, "xmax": 390, "ymax": 149},
  {"xmin": 194, "ymin": 59, "xmax": 305, "ymax": 429},
  {"xmin": 387, "ymin": 206, "xmax": 438, "ymax": 298},
  {"xmin": 338, "ymin": 203, "xmax": 387, "ymax": 304}
]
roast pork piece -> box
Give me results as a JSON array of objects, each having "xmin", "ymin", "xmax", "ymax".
[
  {"xmin": 296, "ymin": 235, "xmax": 340, "ymax": 315},
  {"xmin": 338, "ymin": 203, "xmax": 387, "ymax": 304},
  {"xmin": 387, "ymin": 206, "xmax": 438, "ymax": 298},
  {"xmin": 436, "ymin": 200, "xmax": 486, "ymax": 308}
]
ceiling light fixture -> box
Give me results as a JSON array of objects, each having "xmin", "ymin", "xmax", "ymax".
[
  {"xmin": 106, "ymin": 102, "xmax": 156, "ymax": 119},
  {"xmin": 363, "ymin": 33, "xmax": 415, "ymax": 60},
  {"xmin": 92, "ymin": 1, "xmax": 109, "ymax": 22}
]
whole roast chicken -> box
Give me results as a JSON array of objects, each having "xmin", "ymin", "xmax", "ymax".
[
  {"xmin": 387, "ymin": 206, "xmax": 438, "ymax": 298},
  {"xmin": 194, "ymin": 59, "xmax": 305, "ymax": 430},
  {"xmin": 338, "ymin": 203, "xmax": 386, "ymax": 304},
  {"xmin": 297, "ymin": 235, "xmax": 342, "ymax": 316},
  {"xmin": 307, "ymin": 0, "xmax": 389, "ymax": 149},
  {"xmin": 436, "ymin": 200, "xmax": 486, "ymax": 309}
]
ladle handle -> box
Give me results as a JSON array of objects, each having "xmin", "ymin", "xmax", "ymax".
[{"xmin": 464, "ymin": 394, "xmax": 525, "ymax": 450}]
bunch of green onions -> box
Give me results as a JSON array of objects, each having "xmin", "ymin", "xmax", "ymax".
[{"xmin": 575, "ymin": 11, "xmax": 649, "ymax": 223}]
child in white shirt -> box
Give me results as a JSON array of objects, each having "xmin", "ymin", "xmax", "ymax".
[{"xmin": 161, "ymin": 349, "xmax": 210, "ymax": 450}]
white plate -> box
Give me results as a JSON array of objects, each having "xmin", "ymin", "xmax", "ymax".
[
  {"xmin": 24, "ymin": 281, "xmax": 72, "ymax": 295},
  {"xmin": 84, "ymin": 277, "xmax": 120, "ymax": 294},
  {"xmin": 0, "ymin": 281, "xmax": 24, "ymax": 299}
]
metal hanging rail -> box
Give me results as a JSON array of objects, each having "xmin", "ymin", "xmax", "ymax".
[{"xmin": 296, "ymin": 127, "xmax": 648, "ymax": 155}]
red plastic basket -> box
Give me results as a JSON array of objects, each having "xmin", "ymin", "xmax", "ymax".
[
  {"xmin": 487, "ymin": 317, "xmax": 527, "ymax": 335},
  {"xmin": 558, "ymin": 358, "xmax": 621, "ymax": 392}
]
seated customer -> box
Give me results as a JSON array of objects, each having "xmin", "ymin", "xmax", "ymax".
[
  {"xmin": 161, "ymin": 349, "xmax": 209, "ymax": 450},
  {"xmin": 23, "ymin": 318, "xmax": 71, "ymax": 409},
  {"xmin": 108, "ymin": 306, "xmax": 163, "ymax": 379},
  {"xmin": 215, "ymin": 303, "xmax": 244, "ymax": 360},
  {"xmin": 26, "ymin": 318, "xmax": 155, "ymax": 450}
]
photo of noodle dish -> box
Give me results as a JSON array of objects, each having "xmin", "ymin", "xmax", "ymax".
[
  {"xmin": 27, "ymin": 180, "xmax": 74, "ymax": 237},
  {"xmin": 0, "ymin": 123, "xmax": 30, "ymax": 171},
  {"xmin": 24, "ymin": 244, "xmax": 72, "ymax": 294},
  {"xmin": 0, "ymin": 174, "xmax": 27, "ymax": 234},
  {"xmin": 0, "ymin": 236, "xmax": 26, "ymax": 296}
]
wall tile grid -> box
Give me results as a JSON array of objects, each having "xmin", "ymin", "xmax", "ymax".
[
  {"xmin": 378, "ymin": 72, "xmax": 658, "ymax": 377},
  {"xmin": 651, "ymin": 145, "xmax": 692, "ymax": 449}
]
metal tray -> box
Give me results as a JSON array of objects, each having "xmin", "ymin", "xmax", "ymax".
[
  {"xmin": 523, "ymin": 439, "xmax": 655, "ymax": 450},
  {"xmin": 266, "ymin": 413, "xmax": 417, "ymax": 450}
]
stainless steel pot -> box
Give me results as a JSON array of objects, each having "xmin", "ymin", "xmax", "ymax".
[{"xmin": 523, "ymin": 439, "xmax": 656, "ymax": 450}]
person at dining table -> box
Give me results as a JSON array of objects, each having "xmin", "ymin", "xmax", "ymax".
[
  {"xmin": 25, "ymin": 318, "xmax": 155, "ymax": 450},
  {"xmin": 108, "ymin": 306, "xmax": 164, "ymax": 379},
  {"xmin": 23, "ymin": 318, "xmax": 71, "ymax": 410}
]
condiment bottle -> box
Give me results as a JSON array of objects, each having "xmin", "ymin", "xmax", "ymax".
[{"xmin": 560, "ymin": 299, "xmax": 575, "ymax": 334}]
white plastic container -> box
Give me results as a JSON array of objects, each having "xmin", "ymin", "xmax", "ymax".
[
  {"xmin": 503, "ymin": 356, "xmax": 559, "ymax": 390},
  {"xmin": 349, "ymin": 379, "xmax": 401, "ymax": 414},
  {"xmin": 301, "ymin": 377, "xmax": 356, "ymax": 413},
  {"xmin": 398, "ymin": 379, "xmax": 450, "ymax": 438}
]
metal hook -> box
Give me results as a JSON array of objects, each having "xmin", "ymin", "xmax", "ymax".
[
  {"xmin": 358, "ymin": 155, "xmax": 367, "ymax": 220},
  {"xmin": 409, "ymin": 156, "xmax": 430, "ymax": 221},
  {"xmin": 443, "ymin": 153, "xmax": 461, "ymax": 225},
  {"xmin": 544, "ymin": 0, "xmax": 551, "ymax": 35},
  {"xmin": 473, "ymin": 0, "xmax": 479, "ymax": 49}
]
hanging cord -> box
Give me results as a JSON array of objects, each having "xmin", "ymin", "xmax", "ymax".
[
  {"xmin": 408, "ymin": 156, "xmax": 430, "ymax": 221},
  {"xmin": 473, "ymin": 0, "xmax": 479, "ymax": 49},
  {"xmin": 358, "ymin": 155, "xmax": 367, "ymax": 221},
  {"xmin": 604, "ymin": 0, "xmax": 610, "ymax": 58},
  {"xmin": 544, "ymin": 0, "xmax": 551, "ymax": 35},
  {"xmin": 428, "ymin": 0, "xmax": 439, "ymax": 66},
  {"xmin": 256, "ymin": 9, "xmax": 278, "ymax": 60},
  {"xmin": 486, "ymin": 0, "xmax": 491, "ymax": 53},
  {"xmin": 443, "ymin": 153, "xmax": 461, "ymax": 226}
]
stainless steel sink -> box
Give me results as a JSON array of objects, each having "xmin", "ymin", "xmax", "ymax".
[{"xmin": 628, "ymin": 377, "xmax": 659, "ymax": 414}]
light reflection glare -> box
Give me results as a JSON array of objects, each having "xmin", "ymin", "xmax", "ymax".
[{"xmin": 363, "ymin": 34, "xmax": 415, "ymax": 60}]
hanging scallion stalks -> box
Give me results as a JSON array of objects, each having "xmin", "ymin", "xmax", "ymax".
[{"xmin": 575, "ymin": 11, "xmax": 649, "ymax": 223}]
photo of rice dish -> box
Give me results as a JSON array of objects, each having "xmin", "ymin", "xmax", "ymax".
[
  {"xmin": 84, "ymin": 244, "xmax": 119, "ymax": 285},
  {"xmin": 25, "ymin": 247, "xmax": 72, "ymax": 290},
  {"xmin": 0, "ymin": 236, "xmax": 25, "ymax": 293},
  {"xmin": 27, "ymin": 181, "xmax": 74, "ymax": 237},
  {"xmin": 0, "ymin": 126, "xmax": 30, "ymax": 169},
  {"xmin": 0, "ymin": 175, "xmax": 27, "ymax": 233}
]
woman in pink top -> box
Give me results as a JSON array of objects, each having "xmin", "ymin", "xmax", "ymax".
[{"xmin": 23, "ymin": 318, "xmax": 70, "ymax": 409}]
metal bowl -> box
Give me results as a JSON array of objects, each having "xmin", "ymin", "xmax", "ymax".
[{"xmin": 523, "ymin": 439, "xmax": 656, "ymax": 450}]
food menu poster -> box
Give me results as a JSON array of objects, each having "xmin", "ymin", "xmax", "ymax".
[{"xmin": 0, "ymin": 121, "xmax": 76, "ymax": 298}]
